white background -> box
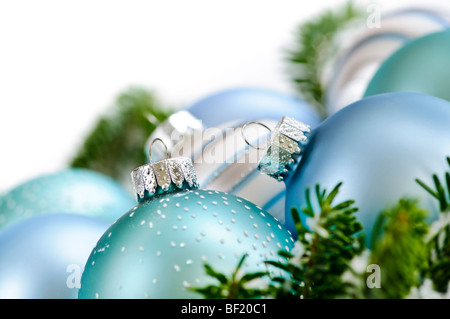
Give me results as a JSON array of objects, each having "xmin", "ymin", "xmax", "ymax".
[{"xmin": 0, "ymin": 0, "xmax": 437, "ymax": 192}]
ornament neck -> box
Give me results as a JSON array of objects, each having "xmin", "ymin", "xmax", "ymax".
[
  {"xmin": 255, "ymin": 116, "xmax": 311, "ymax": 182},
  {"xmin": 131, "ymin": 156, "xmax": 199, "ymax": 202}
]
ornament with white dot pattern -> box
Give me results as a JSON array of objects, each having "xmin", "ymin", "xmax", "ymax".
[{"xmin": 78, "ymin": 189, "xmax": 294, "ymax": 299}]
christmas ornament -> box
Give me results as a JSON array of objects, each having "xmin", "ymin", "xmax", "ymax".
[
  {"xmin": 78, "ymin": 139, "xmax": 294, "ymax": 299},
  {"xmin": 0, "ymin": 168, "xmax": 135, "ymax": 231},
  {"xmin": 0, "ymin": 213, "xmax": 109, "ymax": 299},
  {"xmin": 326, "ymin": 5, "xmax": 450, "ymax": 114},
  {"xmin": 364, "ymin": 30, "xmax": 450, "ymax": 102},
  {"xmin": 240, "ymin": 116, "xmax": 310, "ymax": 229},
  {"xmin": 145, "ymin": 87, "xmax": 321, "ymax": 225},
  {"xmin": 254, "ymin": 93, "xmax": 450, "ymax": 245}
]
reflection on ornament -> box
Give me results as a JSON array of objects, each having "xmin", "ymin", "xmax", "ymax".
[
  {"xmin": 78, "ymin": 145, "xmax": 294, "ymax": 299},
  {"xmin": 0, "ymin": 214, "xmax": 109, "ymax": 299},
  {"xmin": 0, "ymin": 168, "xmax": 135, "ymax": 231},
  {"xmin": 364, "ymin": 29, "xmax": 450, "ymax": 103}
]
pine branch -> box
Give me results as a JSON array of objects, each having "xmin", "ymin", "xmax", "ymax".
[
  {"xmin": 189, "ymin": 254, "xmax": 270, "ymax": 299},
  {"xmin": 267, "ymin": 182, "xmax": 364, "ymax": 299},
  {"xmin": 286, "ymin": 1, "xmax": 364, "ymax": 117},
  {"xmin": 428, "ymin": 223, "xmax": 450, "ymax": 293},
  {"xmin": 416, "ymin": 156, "xmax": 450, "ymax": 293},
  {"xmin": 365, "ymin": 198, "xmax": 429, "ymax": 299},
  {"xmin": 415, "ymin": 157, "xmax": 450, "ymax": 212},
  {"xmin": 70, "ymin": 87, "xmax": 172, "ymax": 184}
]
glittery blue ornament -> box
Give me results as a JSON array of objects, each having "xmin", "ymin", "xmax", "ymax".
[
  {"xmin": 260, "ymin": 93, "xmax": 450, "ymax": 245},
  {"xmin": 146, "ymin": 88, "xmax": 321, "ymax": 228},
  {"xmin": 0, "ymin": 213, "xmax": 109, "ymax": 299},
  {"xmin": 364, "ymin": 30, "xmax": 450, "ymax": 102},
  {"xmin": 0, "ymin": 168, "xmax": 135, "ymax": 231},
  {"xmin": 326, "ymin": 5, "xmax": 450, "ymax": 114},
  {"xmin": 78, "ymin": 146, "xmax": 294, "ymax": 299}
]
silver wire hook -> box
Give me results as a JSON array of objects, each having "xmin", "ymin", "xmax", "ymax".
[
  {"xmin": 241, "ymin": 121, "xmax": 272, "ymax": 151},
  {"xmin": 149, "ymin": 138, "xmax": 169, "ymax": 162}
]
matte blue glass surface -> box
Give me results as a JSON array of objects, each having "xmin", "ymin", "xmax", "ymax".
[
  {"xmin": 0, "ymin": 168, "xmax": 135, "ymax": 231},
  {"xmin": 284, "ymin": 92, "xmax": 450, "ymax": 245},
  {"xmin": 365, "ymin": 30, "xmax": 450, "ymax": 103},
  {"xmin": 0, "ymin": 214, "xmax": 109, "ymax": 299}
]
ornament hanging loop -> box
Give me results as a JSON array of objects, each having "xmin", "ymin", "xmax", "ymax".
[
  {"xmin": 149, "ymin": 138, "xmax": 169, "ymax": 162},
  {"xmin": 241, "ymin": 121, "xmax": 272, "ymax": 151}
]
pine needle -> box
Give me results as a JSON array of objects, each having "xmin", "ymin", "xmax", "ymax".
[
  {"xmin": 70, "ymin": 87, "xmax": 172, "ymax": 185},
  {"xmin": 286, "ymin": 1, "xmax": 364, "ymax": 117}
]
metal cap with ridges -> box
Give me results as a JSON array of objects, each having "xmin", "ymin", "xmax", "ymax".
[
  {"xmin": 131, "ymin": 157, "xmax": 199, "ymax": 201},
  {"xmin": 257, "ymin": 116, "xmax": 310, "ymax": 182}
]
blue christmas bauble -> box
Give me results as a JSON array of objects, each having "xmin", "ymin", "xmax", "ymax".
[
  {"xmin": 364, "ymin": 30, "xmax": 450, "ymax": 102},
  {"xmin": 283, "ymin": 92, "xmax": 450, "ymax": 244},
  {"xmin": 0, "ymin": 168, "xmax": 135, "ymax": 231},
  {"xmin": 78, "ymin": 189, "xmax": 294, "ymax": 299},
  {"xmin": 187, "ymin": 87, "xmax": 321, "ymax": 128},
  {"xmin": 326, "ymin": 6, "xmax": 450, "ymax": 114},
  {"xmin": 0, "ymin": 213, "xmax": 109, "ymax": 299}
]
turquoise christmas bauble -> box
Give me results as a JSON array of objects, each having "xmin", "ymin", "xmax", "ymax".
[
  {"xmin": 0, "ymin": 213, "xmax": 109, "ymax": 299},
  {"xmin": 0, "ymin": 168, "xmax": 135, "ymax": 231},
  {"xmin": 78, "ymin": 189, "xmax": 294, "ymax": 299},
  {"xmin": 364, "ymin": 30, "xmax": 450, "ymax": 102},
  {"xmin": 283, "ymin": 92, "xmax": 450, "ymax": 245}
]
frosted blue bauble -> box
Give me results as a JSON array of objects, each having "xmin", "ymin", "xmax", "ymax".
[
  {"xmin": 284, "ymin": 93, "xmax": 450, "ymax": 245},
  {"xmin": 327, "ymin": 6, "xmax": 450, "ymax": 114},
  {"xmin": 0, "ymin": 214, "xmax": 109, "ymax": 299},
  {"xmin": 187, "ymin": 87, "xmax": 321, "ymax": 128},
  {"xmin": 78, "ymin": 189, "xmax": 294, "ymax": 299},
  {"xmin": 0, "ymin": 168, "xmax": 135, "ymax": 231},
  {"xmin": 365, "ymin": 30, "xmax": 450, "ymax": 102}
]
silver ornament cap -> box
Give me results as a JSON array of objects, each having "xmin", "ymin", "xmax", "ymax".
[
  {"xmin": 244, "ymin": 116, "xmax": 310, "ymax": 182},
  {"xmin": 131, "ymin": 138, "xmax": 199, "ymax": 201}
]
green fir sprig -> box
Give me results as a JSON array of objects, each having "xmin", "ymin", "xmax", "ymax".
[
  {"xmin": 191, "ymin": 182, "xmax": 363, "ymax": 299},
  {"xmin": 428, "ymin": 225, "xmax": 450, "ymax": 293},
  {"xmin": 192, "ymin": 175, "xmax": 450, "ymax": 299},
  {"xmin": 286, "ymin": 1, "xmax": 364, "ymax": 117},
  {"xmin": 189, "ymin": 254, "xmax": 269, "ymax": 299},
  {"xmin": 70, "ymin": 87, "xmax": 172, "ymax": 185},
  {"xmin": 266, "ymin": 182, "xmax": 364, "ymax": 299},
  {"xmin": 415, "ymin": 157, "xmax": 450, "ymax": 212},
  {"xmin": 416, "ymin": 157, "xmax": 450, "ymax": 293},
  {"xmin": 365, "ymin": 198, "xmax": 429, "ymax": 299}
]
